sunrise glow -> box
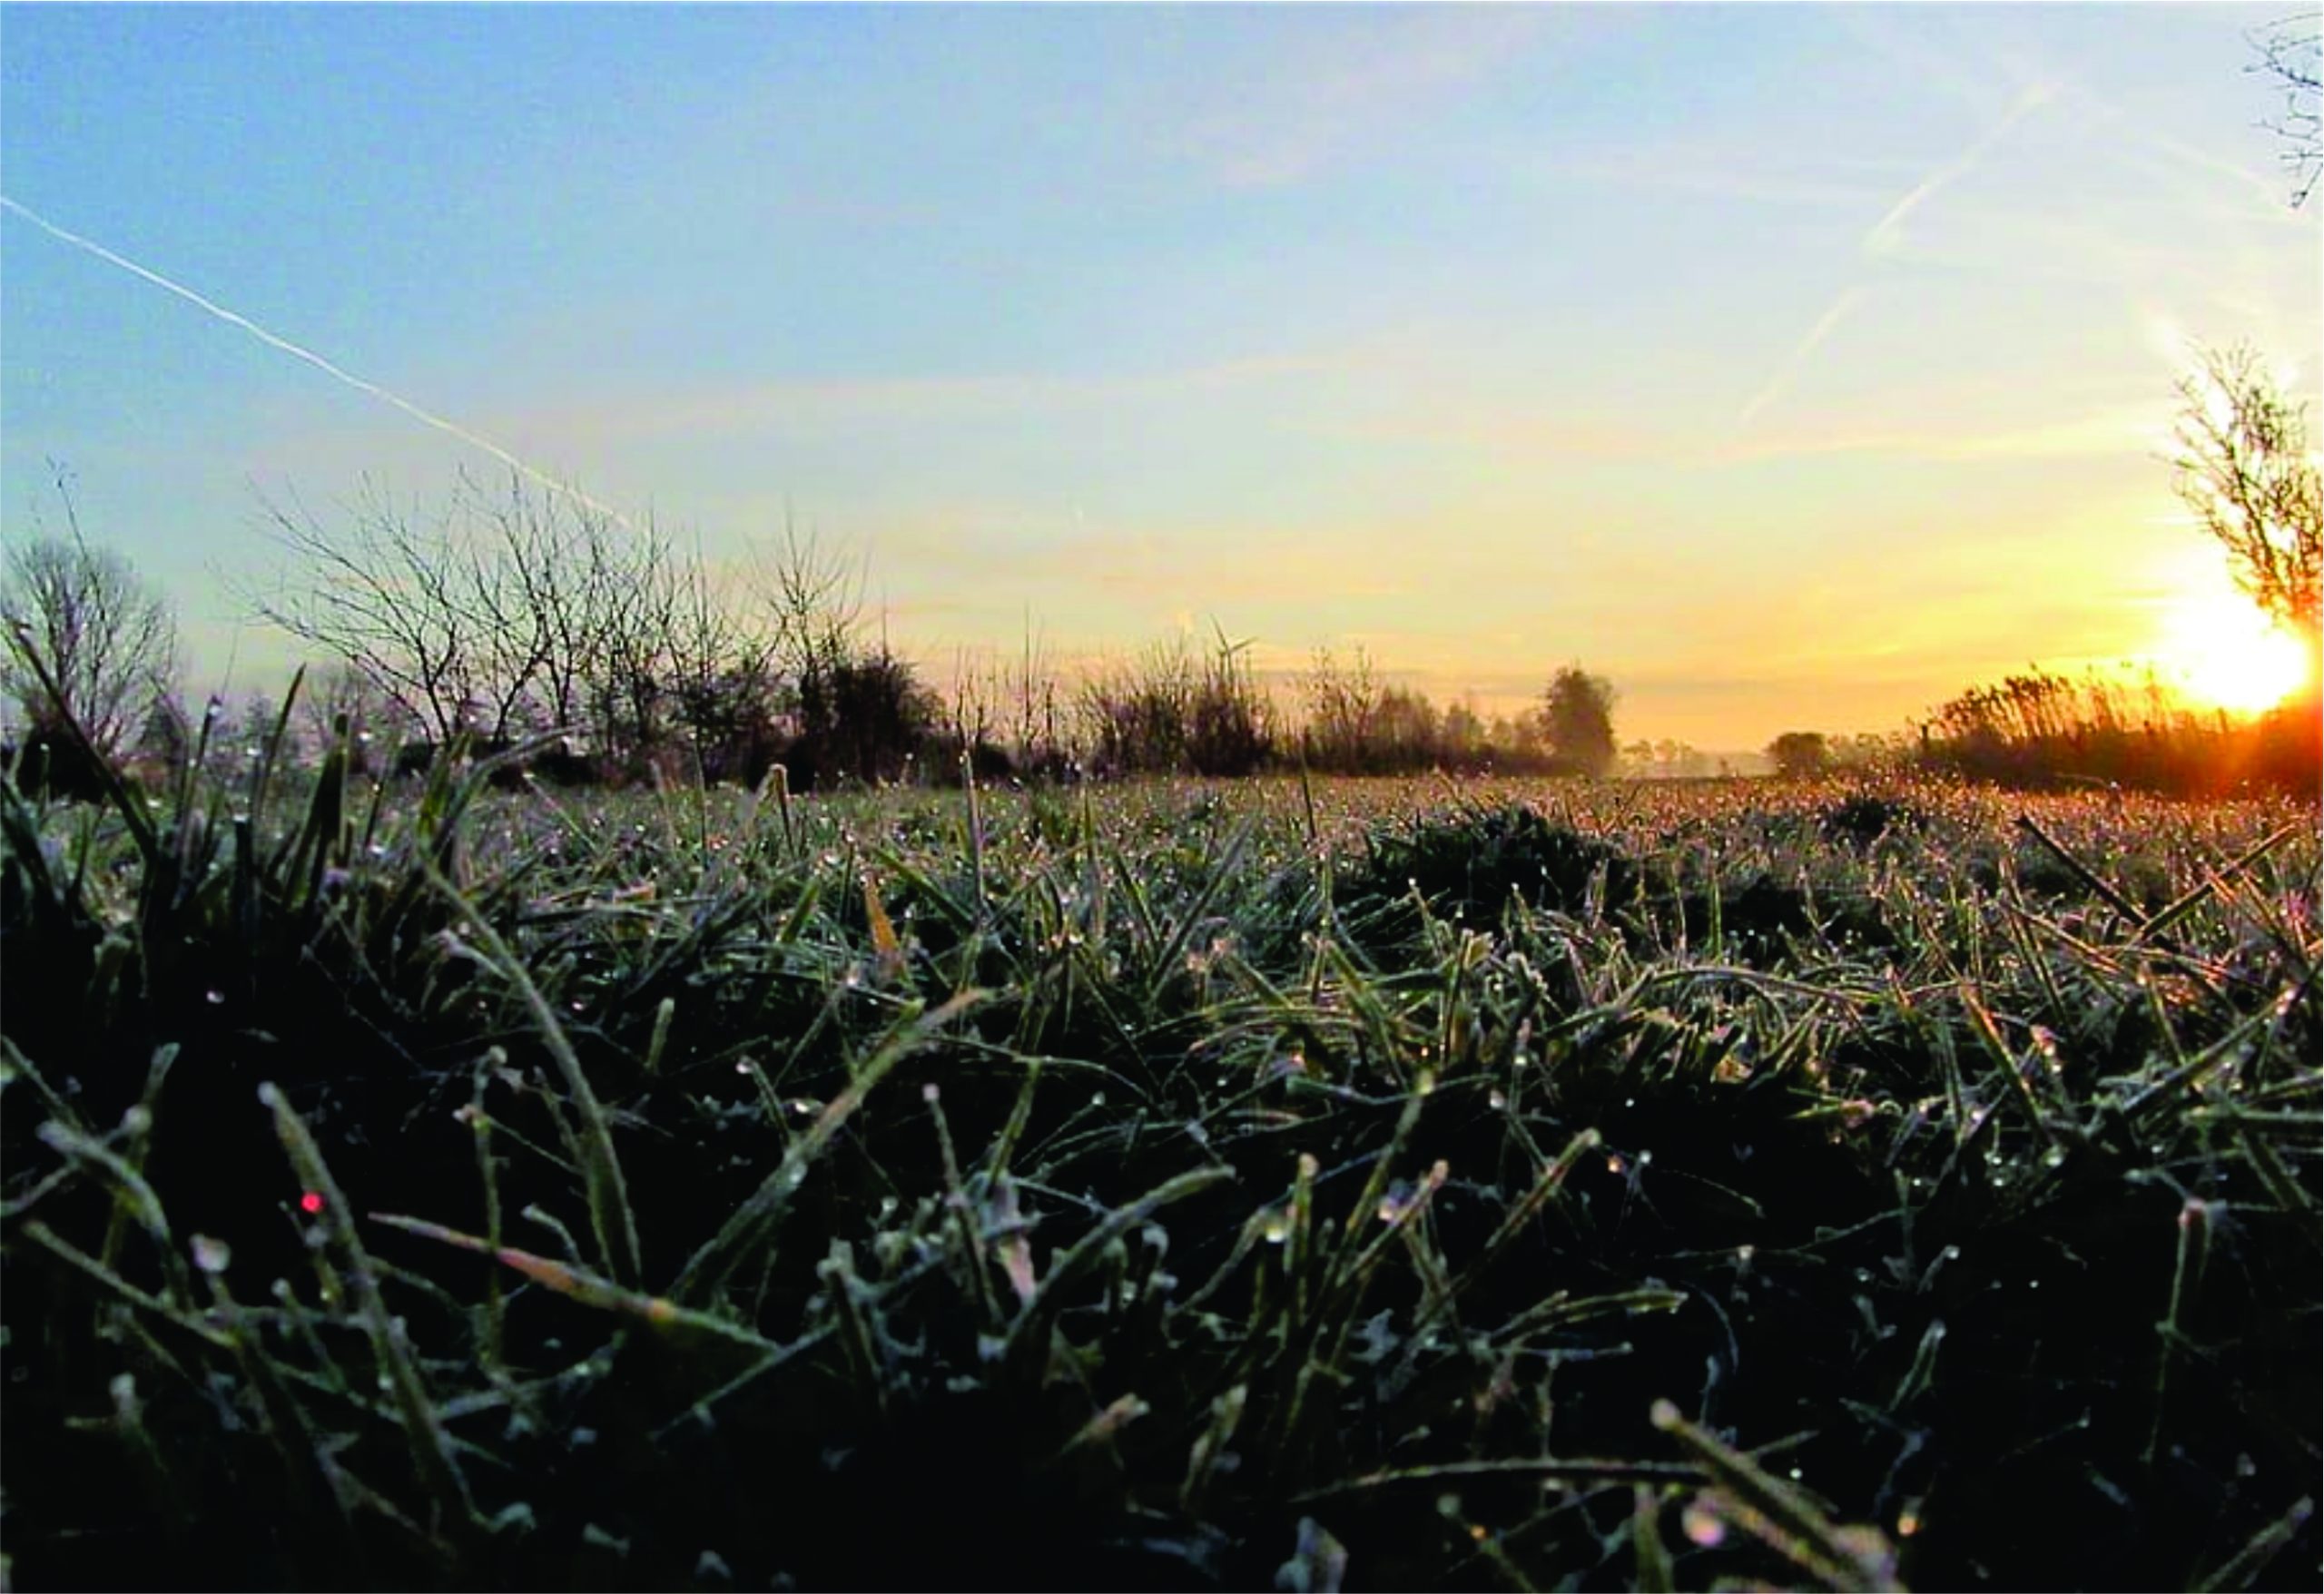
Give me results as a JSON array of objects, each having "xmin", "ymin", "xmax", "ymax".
[
  {"xmin": 2155, "ymin": 582, "xmax": 2315, "ymax": 714},
  {"xmin": 1, "ymin": 5, "xmax": 2317, "ymax": 753}
]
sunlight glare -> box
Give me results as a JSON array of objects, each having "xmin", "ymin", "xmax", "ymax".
[{"xmin": 2155, "ymin": 576, "xmax": 2313, "ymax": 713}]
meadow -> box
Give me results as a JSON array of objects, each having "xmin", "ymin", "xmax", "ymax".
[{"xmin": 2, "ymin": 734, "xmax": 2318, "ymax": 1591}]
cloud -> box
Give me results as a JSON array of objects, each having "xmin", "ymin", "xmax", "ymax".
[
  {"xmin": 1296, "ymin": 404, "xmax": 1685, "ymax": 463},
  {"xmin": 872, "ymin": 514, "xmax": 1414, "ymax": 608},
  {"xmin": 1167, "ymin": 9, "xmax": 1556, "ymax": 188},
  {"xmin": 1717, "ymin": 402, "xmax": 2169, "ymax": 466},
  {"xmin": 492, "ymin": 353, "xmax": 1348, "ymax": 448},
  {"xmin": 1551, "ymin": 147, "xmax": 1911, "ymax": 212}
]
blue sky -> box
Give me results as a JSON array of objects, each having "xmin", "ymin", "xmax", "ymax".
[{"xmin": 3, "ymin": 4, "xmax": 2316, "ymax": 745}]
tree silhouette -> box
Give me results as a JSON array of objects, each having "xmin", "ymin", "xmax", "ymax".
[
  {"xmin": 2170, "ymin": 343, "xmax": 2321, "ymax": 673},
  {"xmin": 2249, "ymin": 13, "xmax": 2320, "ymax": 208},
  {"xmin": 1539, "ymin": 664, "xmax": 1617, "ymax": 778},
  {"xmin": 3, "ymin": 470, "xmax": 181, "ymax": 767},
  {"xmin": 1767, "ymin": 731, "xmax": 1833, "ymax": 780}
]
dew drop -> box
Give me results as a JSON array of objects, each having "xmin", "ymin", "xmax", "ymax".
[
  {"xmin": 1681, "ymin": 1497, "xmax": 1726, "ymax": 1548},
  {"xmin": 192, "ymin": 1235, "xmax": 232, "ymax": 1274}
]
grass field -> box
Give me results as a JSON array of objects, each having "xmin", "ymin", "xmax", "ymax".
[{"xmin": 3, "ymin": 746, "xmax": 2318, "ymax": 1590}]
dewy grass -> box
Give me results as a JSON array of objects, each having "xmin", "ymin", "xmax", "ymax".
[{"xmin": 2, "ymin": 737, "xmax": 2318, "ymax": 1589}]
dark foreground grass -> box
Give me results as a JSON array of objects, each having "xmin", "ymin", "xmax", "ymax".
[{"xmin": 2, "ymin": 734, "xmax": 2318, "ymax": 1591}]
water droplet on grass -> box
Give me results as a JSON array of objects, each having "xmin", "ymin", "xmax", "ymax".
[
  {"xmin": 192, "ymin": 1235, "xmax": 231, "ymax": 1274},
  {"xmin": 1681, "ymin": 1497, "xmax": 1726, "ymax": 1547}
]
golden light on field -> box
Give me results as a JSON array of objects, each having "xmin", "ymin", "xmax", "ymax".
[{"xmin": 2154, "ymin": 579, "xmax": 2313, "ymax": 714}]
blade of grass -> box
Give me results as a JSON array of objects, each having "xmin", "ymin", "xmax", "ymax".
[
  {"xmin": 261, "ymin": 1081, "xmax": 478, "ymax": 1532},
  {"xmin": 669, "ymin": 988, "xmax": 988, "ymax": 1306},
  {"xmin": 2192, "ymin": 1495, "xmax": 2316, "ymax": 1591},
  {"xmin": 1650, "ymin": 1399, "xmax": 1901, "ymax": 1591},
  {"xmin": 423, "ymin": 856, "xmax": 643, "ymax": 1290}
]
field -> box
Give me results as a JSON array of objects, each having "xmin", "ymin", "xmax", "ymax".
[{"xmin": 2, "ymin": 751, "xmax": 2318, "ymax": 1591}]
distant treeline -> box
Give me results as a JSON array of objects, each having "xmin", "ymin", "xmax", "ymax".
[
  {"xmin": 4, "ymin": 474, "xmax": 1651, "ymax": 794},
  {"xmin": 6, "ymin": 472, "xmax": 2319, "ymax": 802},
  {"xmin": 1907, "ymin": 666, "xmax": 2320, "ymax": 798}
]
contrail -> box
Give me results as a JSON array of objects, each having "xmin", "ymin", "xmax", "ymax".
[
  {"xmin": 1738, "ymin": 80, "xmax": 2055, "ymax": 430},
  {"xmin": 0, "ymin": 192, "xmax": 633, "ymax": 524},
  {"xmin": 1738, "ymin": 286, "xmax": 1867, "ymax": 428},
  {"xmin": 1862, "ymin": 80, "xmax": 2055, "ymax": 260}
]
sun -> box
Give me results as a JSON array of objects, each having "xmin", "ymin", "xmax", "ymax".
[{"xmin": 2155, "ymin": 581, "xmax": 2314, "ymax": 714}]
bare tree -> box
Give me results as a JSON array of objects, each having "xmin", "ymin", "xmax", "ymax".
[
  {"xmin": 756, "ymin": 524, "xmax": 865, "ymax": 689},
  {"xmin": 243, "ymin": 471, "xmax": 731, "ymax": 772},
  {"xmin": 299, "ymin": 661, "xmax": 417, "ymax": 773},
  {"xmin": 2171, "ymin": 343, "xmax": 2322, "ymax": 651},
  {"xmin": 2, "ymin": 469, "xmax": 182, "ymax": 760},
  {"xmin": 244, "ymin": 477, "xmax": 478, "ymax": 742},
  {"xmin": 2250, "ymin": 12, "xmax": 2321, "ymax": 207}
]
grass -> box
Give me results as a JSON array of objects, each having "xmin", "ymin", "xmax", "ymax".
[{"xmin": 2, "ymin": 728, "xmax": 2318, "ymax": 1590}]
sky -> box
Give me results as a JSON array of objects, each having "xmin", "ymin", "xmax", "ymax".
[{"xmin": 2, "ymin": 3, "xmax": 2318, "ymax": 750}]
